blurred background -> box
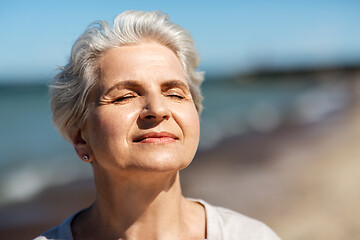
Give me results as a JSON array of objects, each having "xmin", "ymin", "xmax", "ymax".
[{"xmin": 1, "ymin": 0, "xmax": 360, "ymax": 239}]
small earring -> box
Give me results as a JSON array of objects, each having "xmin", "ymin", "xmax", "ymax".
[{"xmin": 83, "ymin": 155, "xmax": 90, "ymax": 162}]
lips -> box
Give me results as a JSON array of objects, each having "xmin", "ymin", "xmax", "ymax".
[{"xmin": 133, "ymin": 131, "xmax": 178, "ymax": 143}]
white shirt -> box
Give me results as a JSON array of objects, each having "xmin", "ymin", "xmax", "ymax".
[{"xmin": 34, "ymin": 199, "xmax": 281, "ymax": 240}]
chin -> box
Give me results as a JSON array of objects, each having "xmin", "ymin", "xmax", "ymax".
[{"xmin": 128, "ymin": 154, "xmax": 192, "ymax": 173}]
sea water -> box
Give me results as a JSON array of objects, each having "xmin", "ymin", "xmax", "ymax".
[{"xmin": 0, "ymin": 78, "xmax": 351, "ymax": 206}]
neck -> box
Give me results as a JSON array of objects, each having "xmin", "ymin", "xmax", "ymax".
[{"xmin": 73, "ymin": 167, "xmax": 205, "ymax": 240}]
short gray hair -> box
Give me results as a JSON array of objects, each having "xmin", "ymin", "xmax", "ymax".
[{"xmin": 50, "ymin": 10, "xmax": 204, "ymax": 142}]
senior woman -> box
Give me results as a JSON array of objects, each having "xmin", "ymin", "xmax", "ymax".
[{"xmin": 35, "ymin": 10, "xmax": 280, "ymax": 240}]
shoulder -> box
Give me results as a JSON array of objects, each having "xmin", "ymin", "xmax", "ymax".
[
  {"xmin": 33, "ymin": 210, "xmax": 81, "ymax": 240},
  {"xmin": 192, "ymin": 199, "xmax": 281, "ymax": 240},
  {"xmin": 33, "ymin": 226, "xmax": 62, "ymax": 240},
  {"xmin": 211, "ymin": 205, "xmax": 281, "ymax": 240}
]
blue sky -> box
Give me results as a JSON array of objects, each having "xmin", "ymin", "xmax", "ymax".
[{"xmin": 0, "ymin": 0, "xmax": 360, "ymax": 82}]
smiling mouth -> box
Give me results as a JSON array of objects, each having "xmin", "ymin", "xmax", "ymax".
[{"xmin": 133, "ymin": 131, "xmax": 178, "ymax": 143}]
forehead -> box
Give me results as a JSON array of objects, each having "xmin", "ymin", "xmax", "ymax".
[{"xmin": 97, "ymin": 42, "xmax": 187, "ymax": 88}]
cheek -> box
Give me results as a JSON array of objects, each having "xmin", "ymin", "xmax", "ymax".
[
  {"xmin": 188, "ymin": 112, "xmax": 200, "ymax": 144},
  {"xmin": 86, "ymin": 107, "xmax": 139, "ymax": 144},
  {"xmin": 175, "ymin": 104, "xmax": 200, "ymax": 143}
]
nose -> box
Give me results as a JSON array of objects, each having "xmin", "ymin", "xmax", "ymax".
[{"xmin": 139, "ymin": 94, "xmax": 170, "ymax": 121}]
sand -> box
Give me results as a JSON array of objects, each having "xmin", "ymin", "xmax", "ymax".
[{"xmin": 1, "ymin": 83, "xmax": 360, "ymax": 239}]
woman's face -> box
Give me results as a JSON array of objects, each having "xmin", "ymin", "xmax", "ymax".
[{"xmin": 80, "ymin": 42, "xmax": 200, "ymax": 174}]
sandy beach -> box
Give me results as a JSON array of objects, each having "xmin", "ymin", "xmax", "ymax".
[{"xmin": 1, "ymin": 81, "xmax": 360, "ymax": 240}]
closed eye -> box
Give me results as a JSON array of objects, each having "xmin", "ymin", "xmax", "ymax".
[
  {"xmin": 167, "ymin": 93, "xmax": 185, "ymax": 100},
  {"xmin": 113, "ymin": 94, "xmax": 137, "ymax": 103}
]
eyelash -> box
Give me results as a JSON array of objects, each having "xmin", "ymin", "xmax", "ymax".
[
  {"xmin": 167, "ymin": 93, "xmax": 185, "ymax": 100},
  {"xmin": 114, "ymin": 94, "xmax": 136, "ymax": 103},
  {"xmin": 112, "ymin": 92, "xmax": 185, "ymax": 103}
]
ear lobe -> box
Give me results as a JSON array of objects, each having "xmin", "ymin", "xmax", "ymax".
[{"xmin": 72, "ymin": 130, "xmax": 92, "ymax": 163}]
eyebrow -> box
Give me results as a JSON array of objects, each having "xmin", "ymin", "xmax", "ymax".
[
  {"xmin": 161, "ymin": 80, "xmax": 190, "ymax": 91},
  {"xmin": 104, "ymin": 80, "xmax": 141, "ymax": 96},
  {"xmin": 104, "ymin": 79, "xmax": 190, "ymax": 96}
]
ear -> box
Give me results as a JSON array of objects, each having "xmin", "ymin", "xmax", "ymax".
[{"xmin": 71, "ymin": 130, "xmax": 92, "ymax": 163}]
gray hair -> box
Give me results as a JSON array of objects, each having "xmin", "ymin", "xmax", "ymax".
[{"xmin": 50, "ymin": 10, "xmax": 204, "ymax": 142}]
